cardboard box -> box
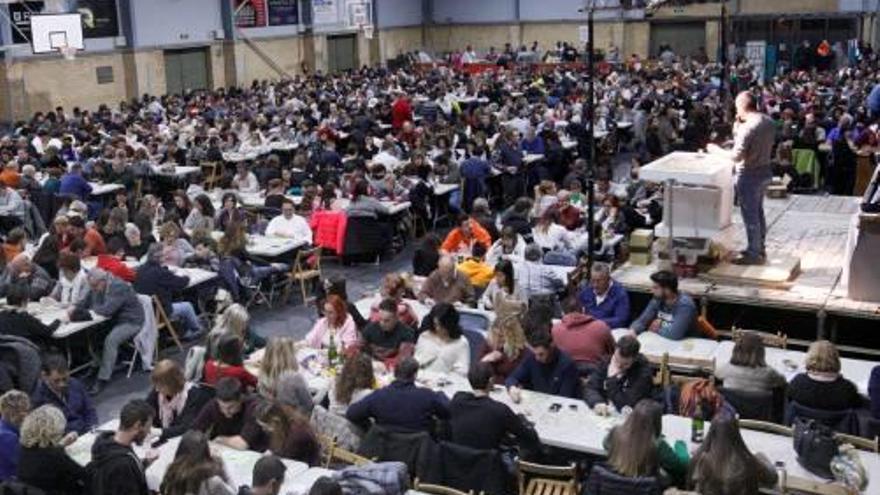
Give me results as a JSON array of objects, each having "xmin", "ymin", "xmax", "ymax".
[
  {"xmin": 630, "ymin": 229, "xmax": 654, "ymax": 250},
  {"xmin": 630, "ymin": 251, "xmax": 652, "ymax": 266}
]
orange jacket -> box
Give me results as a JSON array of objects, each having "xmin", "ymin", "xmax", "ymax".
[{"xmin": 440, "ymin": 219, "xmax": 492, "ymax": 254}]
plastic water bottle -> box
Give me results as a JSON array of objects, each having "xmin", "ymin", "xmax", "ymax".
[{"xmin": 775, "ymin": 461, "xmax": 787, "ymax": 493}]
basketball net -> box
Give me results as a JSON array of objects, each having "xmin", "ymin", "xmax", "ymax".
[{"xmin": 59, "ymin": 45, "xmax": 76, "ymax": 61}]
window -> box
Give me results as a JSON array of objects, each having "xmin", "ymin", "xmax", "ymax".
[{"xmin": 96, "ymin": 66, "xmax": 114, "ymax": 85}]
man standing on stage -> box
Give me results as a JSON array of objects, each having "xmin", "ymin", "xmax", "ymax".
[{"xmin": 710, "ymin": 91, "xmax": 775, "ymax": 265}]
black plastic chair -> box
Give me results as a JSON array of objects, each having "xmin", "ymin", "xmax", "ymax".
[
  {"xmin": 585, "ymin": 463, "xmax": 662, "ymax": 495},
  {"xmin": 342, "ymin": 216, "xmax": 387, "ymax": 264},
  {"xmin": 719, "ymin": 386, "xmax": 784, "ymax": 423},
  {"xmin": 785, "ymin": 400, "xmax": 860, "ymax": 435}
]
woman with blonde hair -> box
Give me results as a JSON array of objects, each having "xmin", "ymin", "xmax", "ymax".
[
  {"xmin": 478, "ymin": 314, "xmax": 528, "ymax": 382},
  {"xmin": 207, "ymin": 303, "xmax": 265, "ymax": 358},
  {"xmin": 258, "ymin": 336, "xmax": 313, "ymax": 415},
  {"xmin": 160, "ymin": 430, "xmax": 234, "ymax": 495},
  {"xmin": 16, "ymin": 405, "xmax": 86, "ymax": 495},
  {"xmin": 532, "ymin": 180, "xmax": 558, "ymax": 218},
  {"xmin": 787, "ymin": 340, "xmax": 861, "ymax": 411},
  {"xmin": 160, "ymin": 221, "xmax": 195, "ymax": 267}
]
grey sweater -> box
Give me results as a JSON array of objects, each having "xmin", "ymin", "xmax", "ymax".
[
  {"xmin": 346, "ymin": 196, "xmax": 389, "ymax": 219},
  {"xmin": 76, "ymin": 277, "xmax": 145, "ymax": 327},
  {"xmin": 732, "ymin": 113, "xmax": 775, "ymax": 171},
  {"xmin": 714, "ymin": 363, "xmax": 787, "ymax": 392}
]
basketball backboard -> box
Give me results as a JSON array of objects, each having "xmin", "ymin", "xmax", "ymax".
[{"xmin": 30, "ymin": 13, "xmax": 84, "ymax": 54}]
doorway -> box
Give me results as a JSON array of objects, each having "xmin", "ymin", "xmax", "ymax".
[
  {"xmin": 164, "ymin": 47, "xmax": 210, "ymax": 95},
  {"xmin": 650, "ymin": 22, "xmax": 707, "ymax": 59},
  {"xmin": 327, "ymin": 34, "xmax": 357, "ymax": 73}
]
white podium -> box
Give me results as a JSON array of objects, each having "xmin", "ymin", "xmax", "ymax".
[{"xmin": 640, "ymin": 151, "xmax": 735, "ymax": 239}]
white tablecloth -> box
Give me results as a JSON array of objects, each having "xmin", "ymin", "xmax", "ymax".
[{"xmin": 67, "ymin": 425, "xmax": 314, "ymax": 493}]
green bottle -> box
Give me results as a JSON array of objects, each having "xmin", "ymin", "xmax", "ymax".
[{"xmin": 327, "ymin": 333, "xmax": 338, "ymax": 370}]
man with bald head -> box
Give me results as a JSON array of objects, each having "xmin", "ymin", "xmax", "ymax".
[
  {"xmin": 73, "ymin": 268, "xmax": 145, "ymax": 395},
  {"xmin": 418, "ymin": 254, "xmax": 475, "ymax": 306},
  {"xmin": 710, "ymin": 91, "xmax": 775, "ymax": 265}
]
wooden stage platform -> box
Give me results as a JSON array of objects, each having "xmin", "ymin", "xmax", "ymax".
[{"xmin": 612, "ymin": 194, "xmax": 880, "ymax": 338}]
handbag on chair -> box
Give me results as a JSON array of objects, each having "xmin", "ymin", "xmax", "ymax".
[{"xmin": 793, "ymin": 418, "xmax": 839, "ymax": 479}]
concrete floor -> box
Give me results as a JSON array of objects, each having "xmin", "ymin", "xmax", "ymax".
[{"xmin": 93, "ymin": 244, "xmax": 415, "ymax": 423}]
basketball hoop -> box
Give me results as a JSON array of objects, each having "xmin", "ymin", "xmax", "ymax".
[
  {"xmin": 363, "ymin": 25, "xmax": 374, "ymax": 40},
  {"xmin": 59, "ymin": 45, "xmax": 77, "ymax": 61}
]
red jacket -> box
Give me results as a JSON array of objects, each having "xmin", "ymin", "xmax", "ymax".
[
  {"xmin": 551, "ymin": 312, "xmax": 614, "ymax": 366},
  {"xmin": 310, "ymin": 210, "xmax": 347, "ymax": 254},
  {"xmin": 203, "ymin": 360, "xmax": 257, "ymax": 390},
  {"xmin": 391, "ymin": 97, "xmax": 412, "ymax": 130},
  {"xmin": 96, "ymin": 254, "xmax": 136, "ymax": 283}
]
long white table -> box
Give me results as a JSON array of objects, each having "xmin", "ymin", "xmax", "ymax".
[
  {"xmin": 66, "ymin": 422, "xmax": 327, "ymax": 494},
  {"xmin": 0, "ymin": 297, "xmax": 108, "ymax": 340},
  {"xmin": 243, "ymin": 342, "xmax": 880, "ymax": 493},
  {"xmin": 151, "ymin": 164, "xmax": 201, "ymax": 178},
  {"xmin": 611, "ymin": 330, "xmax": 878, "ymax": 397},
  {"xmin": 79, "ymin": 259, "xmax": 217, "ymax": 290},
  {"xmin": 353, "ymin": 296, "xmax": 495, "ymax": 330},
  {"xmin": 222, "ymin": 141, "xmax": 298, "ymax": 162},
  {"xmin": 432, "ymin": 374, "xmax": 880, "ymax": 493},
  {"xmin": 208, "ymin": 231, "xmax": 307, "ymax": 258},
  {"xmin": 246, "ymin": 235, "xmax": 308, "ymax": 258},
  {"xmin": 89, "ymin": 182, "xmax": 125, "ymax": 196},
  {"xmin": 714, "ymin": 340, "xmax": 876, "ymax": 397},
  {"xmin": 433, "ymin": 182, "xmax": 459, "ymax": 196}
]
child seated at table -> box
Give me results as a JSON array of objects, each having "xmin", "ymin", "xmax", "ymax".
[{"xmin": 204, "ymin": 333, "xmax": 258, "ymax": 391}]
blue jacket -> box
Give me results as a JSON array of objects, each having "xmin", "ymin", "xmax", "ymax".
[
  {"xmin": 347, "ymin": 380, "xmax": 450, "ymax": 432},
  {"xmin": 869, "ymin": 84, "xmax": 880, "ymax": 115},
  {"xmin": 0, "ymin": 419, "xmax": 19, "ymax": 481},
  {"xmin": 133, "ymin": 260, "xmax": 189, "ymax": 318},
  {"xmin": 521, "ymin": 136, "xmax": 545, "ymax": 155},
  {"xmin": 579, "ymin": 281, "xmax": 631, "ymax": 329},
  {"xmin": 58, "ymin": 173, "xmax": 92, "ymax": 200},
  {"xmin": 630, "ymin": 293, "xmax": 698, "ymax": 341},
  {"xmin": 31, "ymin": 378, "xmax": 97, "ymax": 434},
  {"xmin": 505, "ymin": 349, "xmax": 580, "ymax": 399}
]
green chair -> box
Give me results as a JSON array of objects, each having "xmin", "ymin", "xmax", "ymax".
[{"xmin": 792, "ymin": 148, "xmax": 820, "ymax": 189}]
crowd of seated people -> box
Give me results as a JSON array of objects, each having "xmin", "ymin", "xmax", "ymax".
[{"xmin": 0, "ymin": 36, "xmax": 878, "ymax": 495}]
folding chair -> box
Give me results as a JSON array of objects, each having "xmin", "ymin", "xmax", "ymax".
[
  {"xmin": 413, "ymin": 479, "xmax": 474, "ymax": 495},
  {"xmin": 732, "ymin": 327, "xmax": 788, "ymax": 349},
  {"xmin": 318, "ymin": 434, "xmax": 372, "ymax": 469},
  {"xmin": 286, "ymin": 247, "xmax": 322, "ymax": 304},
  {"xmin": 126, "ymin": 294, "xmax": 158, "ymax": 378},
  {"xmin": 242, "ymin": 271, "xmax": 274, "ymax": 310},
  {"xmin": 656, "ymin": 352, "xmax": 716, "ymax": 388},
  {"xmin": 516, "ymin": 461, "xmax": 579, "ymax": 495},
  {"xmin": 201, "ymin": 161, "xmax": 221, "ymax": 190},
  {"xmin": 153, "ymin": 295, "xmax": 183, "ymax": 352}
]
